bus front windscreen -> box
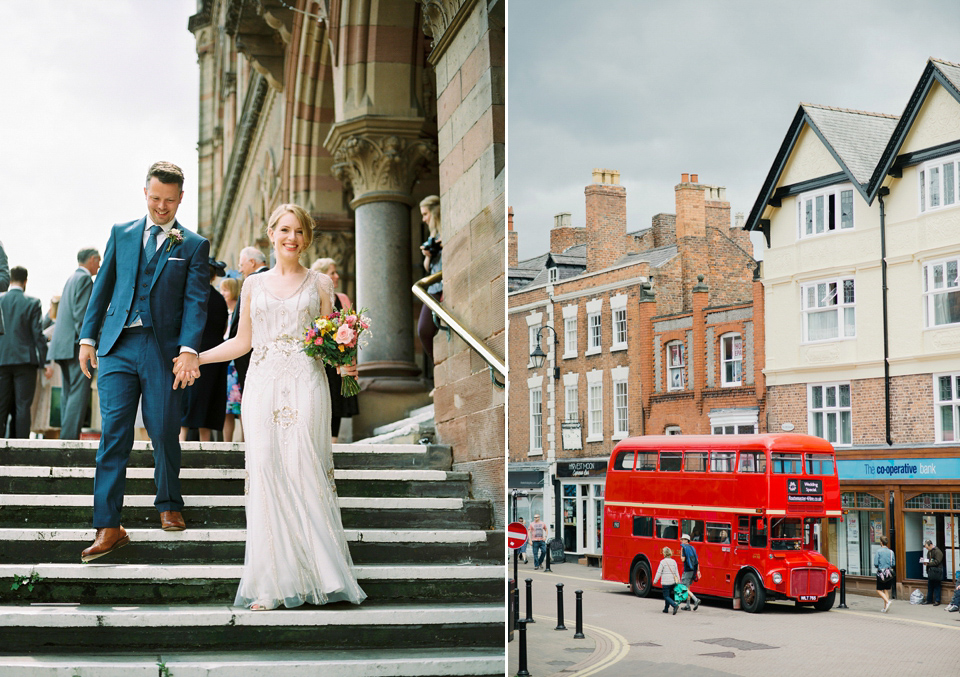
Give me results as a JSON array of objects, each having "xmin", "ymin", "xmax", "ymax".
[{"xmin": 770, "ymin": 517, "xmax": 804, "ymax": 550}]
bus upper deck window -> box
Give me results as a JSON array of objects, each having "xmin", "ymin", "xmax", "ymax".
[
  {"xmin": 805, "ymin": 454, "xmax": 835, "ymax": 476},
  {"xmin": 738, "ymin": 451, "xmax": 767, "ymax": 473},
  {"xmin": 614, "ymin": 451, "xmax": 636, "ymax": 471},
  {"xmin": 684, "ymin": 451, "xmax": 707, "ymax": 472},
  {"xmin": 771, "ymin": 453, "xmax": 802, "ymax": 474},
  {"xmin": 710, "ymin": 451, "xmax": 736, "ymax": 473},
  {"xmin": 636, "ymin": 452, "xmax": 658, "ymax": 471},
  {"xmin": 660, "ymin": 451, "xmax": 683, "ymax": 472}
]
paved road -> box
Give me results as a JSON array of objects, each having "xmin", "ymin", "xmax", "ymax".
[{"xmin": 508, "ymin": 560, "xmax": 960, "ymax": 676}]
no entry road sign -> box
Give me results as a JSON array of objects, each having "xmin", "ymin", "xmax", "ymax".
[{"xmin": 508, "ymin": 521, "xmax": 528, "ymax": 549}]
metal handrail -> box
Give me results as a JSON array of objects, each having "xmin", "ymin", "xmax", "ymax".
[{"xmin": 413, "ymin": 271, "xmax": 506, "ymax": 384}]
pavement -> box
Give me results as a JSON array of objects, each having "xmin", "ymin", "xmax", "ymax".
[{"xmin": 507, "ymin": 557, "xmax": 960, "ymax": 677}]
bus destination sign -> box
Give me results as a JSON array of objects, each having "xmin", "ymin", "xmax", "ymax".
[{"xmin": 786, "ymin": 478, "xmax": 823, "ymax": 502}]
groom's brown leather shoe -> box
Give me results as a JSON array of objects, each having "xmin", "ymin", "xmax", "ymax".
[
  {"xmin": 81, "ymin": 527, "xmax": 129, "ymax": 563},
  {"xmin": 160, "ymin": 511, "xmax": 186, "ymax": 531}
]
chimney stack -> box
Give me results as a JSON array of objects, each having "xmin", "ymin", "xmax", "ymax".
[
  {"xmin": 508, "ymin": 206, "xmax": 518, "ymax": 268},
  {"xmin": 585, "ymin": 168, "xmax": 627, "ymax": 272}
]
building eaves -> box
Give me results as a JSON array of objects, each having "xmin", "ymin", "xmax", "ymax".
[{"xmin": 867, "ymin": 57, "xmax": 960, "ymax": 200}]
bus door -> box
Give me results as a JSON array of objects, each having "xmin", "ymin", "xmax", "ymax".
[
  {"xmin": 695, "ymin": 519, "xmax": 736, "ymax": 595},
  {"xmin": 736, "ymin": 515, "xmax": 768, "ymax": 572}
]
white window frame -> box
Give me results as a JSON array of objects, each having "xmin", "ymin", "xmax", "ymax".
[
  {"xmin": 665, "ymin": 426, "xmax": 682, "ymax": 435},
  {"xmin": 526, "ymin": 312, "xmax": 543, "ymax": 368},
  {"xmin": 612, "ymin": 365, "xmax": 629, "ymax": 440},
  {"xmin": 796, "ymin": 183, "xmax": 855, "ymax": 239},
  {"xmin": 720, "ymin": 332, "xmax": 743, "ymax": 387},
  {"xmin": 919, "ymin": 153, "xmax": 960, "ymax": 214},
  {"xmin": 563, "ymin": 372, "xmax": 579, "ymax": 422},
  {"xmin": 527, "ymin": 374, "xmax": 544, "ymax": 455},
  {"xmin": 610, "ymin": 294, "xmax": 628, "ymax": 351},
  {"xmin": 586, "ymin": 370, "xmax": 604, "ymax": 443},
  {"xmin": 808, "ymin": 382, "xmax": 852, "ymax": 447},
  {"xmin": 530, "ymin": 388, "xmax": 543, "ymax": 452},
  {"xmin": 666, "ymin": 341, "xmax": 685, "ymax": 391},
  {"xmin": 585, "ymin": 298, "xmax": 603, "ymax": 356},
  {"xmin": 709, "ymin": 408, "xmax": 758, "ymax": 435},
  {"xmin": 562, "ymin": 304, "xmax": 578, "ymax": 359},
  {"xmin": 801, "ymin": 276, "xmax": 856, "ymax": 343},
  {"xmin": 548, "ymin": 267, "xmax": 559, "ymax": 284},
  {"xmin": 922, "ymin": 256, "xmax": 960, "ymax": 328},
  {"xmin": 934, "ymin": 372, "xmax": 960, "ymax": 444}
]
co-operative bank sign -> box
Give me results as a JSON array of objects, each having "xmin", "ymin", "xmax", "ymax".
[{"xmin": 837, "ymin": 458, "xmax": 960, "ymax": 481}]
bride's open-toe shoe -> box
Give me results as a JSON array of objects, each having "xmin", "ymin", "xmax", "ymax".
[{"xmin": 250, "ymin": 602, "xmax": 272, "ymax": 611}]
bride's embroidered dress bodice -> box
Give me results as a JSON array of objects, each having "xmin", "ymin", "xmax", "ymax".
[{"xmin": 235, "ymin": 270, "xmax": 366, "ymax": 609}]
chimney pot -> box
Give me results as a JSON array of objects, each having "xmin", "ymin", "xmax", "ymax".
[
  {"xmin": 691, "ymin": 173, "xmax": 698, "ymax": 183},
  {"xmin": 681, "ymin": 173, "xmax": 689, "ymax": 183}
]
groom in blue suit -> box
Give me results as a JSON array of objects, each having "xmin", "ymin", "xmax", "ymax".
[{"xmin": 78, "ymin": 162, "xmax": 209, "ymax": 562}]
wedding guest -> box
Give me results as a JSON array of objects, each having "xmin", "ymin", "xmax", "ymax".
[
  {"xmin": 0, "ymin": 240, "xmax": 8, "ymax": 334},
  {"xmin": 310, "ymin": 257, "xmax": 358, "ymax": 443},
  {"xmin": 49, "ymin": 248, "xmax": 101, "ymax": 439},
  {"xmin": 418, "ymin": 196, "xmax": 442, "ymax": 369},
  {"xmin": 31, "ymin": 297, "xmax": 59, "ymax": 435},
  {"xmin": 180, "ymin": 259, "xmax": 229, "ymax": 442},
  {"xmin": 219, "ymin": 276, "xmax": 241, "ymax": 442},
  {"xmin": 229, "ymin": 247, "xmax": 269, "ymax": 395},
  {"xmin": 0, "ymin": 267, "xmax": 48, "ymax": 438}
]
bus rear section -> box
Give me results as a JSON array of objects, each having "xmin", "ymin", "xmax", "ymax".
[{"xmin": 601, "ymin": 434, "xmax": 842, "ymax": 612}]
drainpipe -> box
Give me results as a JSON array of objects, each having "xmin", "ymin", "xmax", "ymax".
[{"xmin": 878, "ymin": 187, "xmax": 892, "ymax": 446}]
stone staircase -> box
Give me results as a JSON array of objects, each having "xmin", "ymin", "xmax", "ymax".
[{"xmin": 0, "ymin": 439, "xmax": 505, "ymax": 676}]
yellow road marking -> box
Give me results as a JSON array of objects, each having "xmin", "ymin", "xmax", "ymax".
[
  {"xmin": 835, "ymin": 608, "xmax": 960, "ymax": 631},
  {"xmin": 529, "ymin": 614, "xmax": 630, "ymax": 677},
  {"xmin": 527, "ymin": 570, "xmax": 625, "ymax": 586}
]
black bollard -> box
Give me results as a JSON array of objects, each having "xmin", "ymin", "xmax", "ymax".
[
  {"xmin": 513, "ymin": 582, "xmax": 521, "ymax": 631},
  {"xmin": 555, "ymin": 582, "xmax": 567, "ymax": 630},
  {"xmin": 513, "ymin": 549, "xmax": 519, "ymax": 592},
  {"xmin": 838, "ymin": 569, "xmax": 848, "ymax": 609},
  {"xmin": 574, "ymin": 589, "xmax": 585, "ymax": 639},
  {"xmin": 544, "ymin": 541, "xmax": 552, "ymax": 572},
  {"xmin": 516, "ymin": 619, "xmax": 531, "ymax": 677},
  {"xmin": 525, "ymin": 578, "xmax": 535, "ymax": 623}
]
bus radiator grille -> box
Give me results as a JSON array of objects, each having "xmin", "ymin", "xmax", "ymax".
[{"xmin": 790, "ymin": 568, "xmax": 827, "ymax": 597}]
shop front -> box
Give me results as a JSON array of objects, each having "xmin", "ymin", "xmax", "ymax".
[
  {"xmin": 508, "ymin": 467, "xmax": 546, "ymax": 527},
  {"xmin": 833, "ymin": 454, "xmax": 960, "ymax": 598},
  {"xmin": 556, "ymin": 458, "xmax": 607, "ymax": 559}
]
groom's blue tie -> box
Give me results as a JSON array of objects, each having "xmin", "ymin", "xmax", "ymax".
[{"xmin": 145, "ymin": 225, "xmax": 162, "ymax": 254}]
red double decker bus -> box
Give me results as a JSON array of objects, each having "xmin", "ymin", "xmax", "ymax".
[{"xmin": 602, "ymin": 434, "xmax": 842, "ymax": 612}]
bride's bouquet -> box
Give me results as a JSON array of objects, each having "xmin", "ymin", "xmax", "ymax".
[{"xmin": 302, "ymin": 306, "xmax": 371, "ymax": 397}]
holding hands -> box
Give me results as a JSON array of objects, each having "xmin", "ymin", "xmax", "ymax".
[{"xmin": 172, "ymin": 352, "xmax": 201, "ymax": 389}]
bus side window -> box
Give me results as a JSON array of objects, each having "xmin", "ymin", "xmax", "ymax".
[
  {"xmin": 656, "ymin": 518, "xmax": 678, "ymax": 540},
  {"xmin": 710, "ymin": 451, "xmax": 735, "ymax": 473},
  {"xmin": 614, "ymin": 451, "xmax": 636, "ymax": 471},
  {"xmin": 660, "ymin": 451, "xmax": 683, "ymax": 472},
  {"xmin": 632, "ymin": 516, "xmax": 653, "ymax": 537},
  {"xmin": 636, "ymin": 452, "xmax": 658, "ymax": 471},
  {"xmin": 738, "ymin": 451, "xmax": 766, "ymax": 473},
  {"xmin": 682, "ymin": 519, "xmax": 704, "ymax": 542},
  {"xmin": 684, "ymin": 451, "xmax": 707, "ymax": 472},
  {"xmin": 705, "ymin": 522, "xmax": 731, "ymax": 543}
]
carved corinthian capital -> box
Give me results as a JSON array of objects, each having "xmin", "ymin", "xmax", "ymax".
[{"xmin": 325, "ymin": 117, "xmax": 436, "ymax": 207}]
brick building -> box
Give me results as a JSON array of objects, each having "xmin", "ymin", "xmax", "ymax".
[
  {"xmin": 508, "ymin": 169, "xmax": 764, "ymax": 559},
  {"xmin": 745, "ymin": 57, "xmax": 960, "ymax": 597}
]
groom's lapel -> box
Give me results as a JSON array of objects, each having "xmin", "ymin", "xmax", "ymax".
[
  {"xmin": 123, "ymin": 217, "xmax": 147, "ymax": 266},
  {"xmin": 149, "ymin": 220, "xmax": 181, "ymax": 291}
]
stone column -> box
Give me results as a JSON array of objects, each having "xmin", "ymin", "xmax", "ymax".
[{"xmin": 326, "ymin": 117, "xmax": 436, "ymax": 384}]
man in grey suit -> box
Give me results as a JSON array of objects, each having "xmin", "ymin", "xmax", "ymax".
[
  {"xmin": 49, "ymin": 248, "xmax": 101, "ymax": 439},
  {"xmin": 0, "ymin": 240, "xmax": 9, "ymax": 334},
  {"xmin": 0, "ymin": 267, "xmax": 47, "ymax": 438}
]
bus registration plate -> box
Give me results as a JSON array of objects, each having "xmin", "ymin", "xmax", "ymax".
[{"xmin": 799, "ymin": 595, "xmax": 817, "ymax": 602}]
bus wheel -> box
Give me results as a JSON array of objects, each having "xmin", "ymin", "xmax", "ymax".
[
  {"xmin": 630, "ymin": 560, "xmax": 652, "ymax": 598},
  {"xmin": 813, "ymin": 589, "xmax": 836, "ymax": 611},
  {"xmin": 739, "ymin": 571, "xmax": 765, "ymax": 613}
]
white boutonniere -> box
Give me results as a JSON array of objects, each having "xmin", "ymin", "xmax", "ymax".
[{"xmin": 166, "ymin": 228, "xmax": 184, "ymax": 252}]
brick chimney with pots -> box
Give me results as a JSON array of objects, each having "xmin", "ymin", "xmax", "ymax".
[
  {"xmin": 585, "ymin": 168, "xmax": 628, "ymax": 272},
  {"xmin": 508, "ymin": 206, "xmax": 518, "ymax": 268},
  {"xmin": 550, "ymin": 211, "xmax": 588, "ymax": 254},
  {"xmin": 675, "ymin": 173, "xmax": 709, "ymax": 311}
]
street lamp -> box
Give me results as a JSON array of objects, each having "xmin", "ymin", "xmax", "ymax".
[{"xmin": 531, "ymin": 326, "xmax": 560, "ymax": 380}]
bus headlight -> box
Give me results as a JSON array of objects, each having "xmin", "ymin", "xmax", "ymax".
[
  {"xmin": 772, "ymin": 573, "xmax": 783, "ymax": 584},
  {"xmin": 830, "ymin": 572, "xmax": 840, "ymax": 584}
]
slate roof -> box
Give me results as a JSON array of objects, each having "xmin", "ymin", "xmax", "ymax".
[
  {"xmin": 801, "ymin": 103, "xmax": 899, "ymax": 187},
  {"xmin": 614, "ymin": 245, "xmax": 678, "ymax": 269},
  {"xmin": 932, "ymin": 57, "xmax": 960, "ymax": 92}
]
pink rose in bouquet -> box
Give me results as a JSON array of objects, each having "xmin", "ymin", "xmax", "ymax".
[{"xmin": 302, "ymin": 305, "xmax": 371, "ymax": 397}]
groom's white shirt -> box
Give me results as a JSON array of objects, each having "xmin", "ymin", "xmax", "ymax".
[{"xmin": 79, "ymin": 217, "xmax": 198, "ymax": 356}]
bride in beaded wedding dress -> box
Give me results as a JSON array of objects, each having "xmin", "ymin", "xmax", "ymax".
[{"xmin": 199, "ymin": 204, "xmax": 366, "ymax": 610}]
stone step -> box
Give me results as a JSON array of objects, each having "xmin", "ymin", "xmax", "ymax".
[
  {"xmin": 0, "ymin": 649, "xmax": 504, "ymax": 677},
  {"xmin": 0, "ymin": 527, "xmax": 505, "ymax": 565},
  {"xmin": 0, "ymin": 495, "xmax": 494, "ymax": 530},
  {"xmin": 0, "ymin": 562, "xmax": 505, "ymax": 605},
  {"xmin": 0, "ymin": 466, "xmax": 470, "ymax": 498},
  {"xmin": 0, "ymin": 441, "xmax": 452, "ymax": 471},
  {"xmin": 0, "ymin": 603, "xmax": 503, "ymax": 653}
]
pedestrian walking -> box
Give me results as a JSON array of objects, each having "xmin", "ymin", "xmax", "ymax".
[
  {"xmin": 653, "ymin": 546, "xmax": 681, "ymax": 615},
  {"xmin": 0, "ymin": 266, "xmax": 48, "ymax": 438},
  {"xmin": 529, "ymin": 514, "xmax": 548, "ymax": 570},
  {"xmin": 921, "ymin": 539, "xmax": 944, "ymax": 606},
  {"xmin": 49, "ymin": 248, "xmax": 101, "ymax": 439},
  {"xmin": 516, "ymin": 516, "xmax": 528, "ymax": 564},
  {"xmin": 874, "ymin": 534, "xmax": 895, "ymax": 613},
  {"xmin": 679, "ymin": 533, "xmax": 701, "ymax": 611}
]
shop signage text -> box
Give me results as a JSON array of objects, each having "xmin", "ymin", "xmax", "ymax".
[
  {"xmin": 837, "ymin": 457, "xmax": 960, "ymax": 481},
  {"xmin": 557, "ymin": 460, "xmax": 608, "ymax": 478}
]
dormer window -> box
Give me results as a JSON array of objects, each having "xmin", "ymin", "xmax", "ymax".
[
  {"xmin": 548, "ymin": 267, "xmax": 558, "ymax": 283},
  {"xmin": 797, "ymin": 184, "xmax": 854, "ymax": 239}
]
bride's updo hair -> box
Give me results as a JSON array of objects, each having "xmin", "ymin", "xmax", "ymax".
[{"xmin": 266, "ymin": 203, "xmax": 315, "ymax": 250}]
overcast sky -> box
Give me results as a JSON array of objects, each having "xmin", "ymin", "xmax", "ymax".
[
  {"xmin": 0, "ymin": 0, "xmax": 198, "ymax": 311},
  {"xmin": 508, "ymin": 0, "xmax": 960, "ymax": 262}
]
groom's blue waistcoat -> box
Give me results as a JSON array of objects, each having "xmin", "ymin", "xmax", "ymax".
[{"xmin": 80, "ymin": 217, "xmax": 210, "ymax": 364}]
